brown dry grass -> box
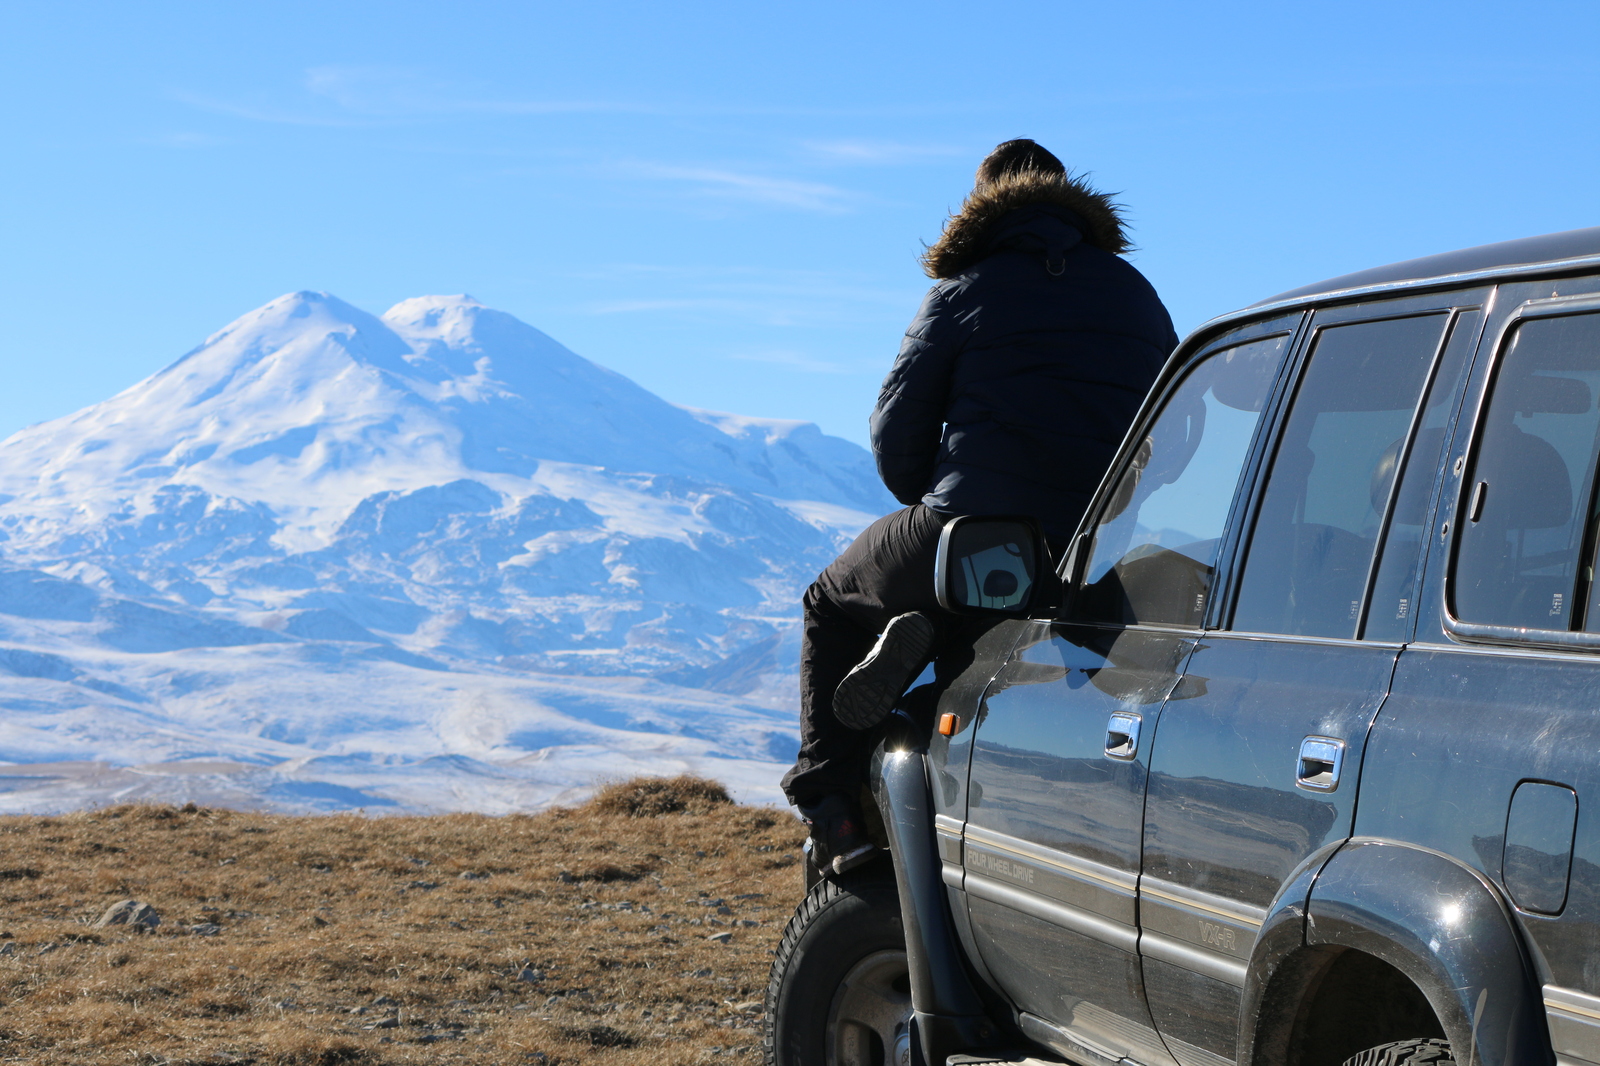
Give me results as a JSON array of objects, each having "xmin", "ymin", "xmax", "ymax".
[{"xmin": 0, "ymin": 775, "xmax": 807, "ymax": 1065}]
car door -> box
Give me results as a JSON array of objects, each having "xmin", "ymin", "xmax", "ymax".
[
  {"xmin": 1136, "ymin": 295, "xmax": 1487, "ymax": 1066},
  {"xmin": 954, "ymin": 319, "xmax": 1296, "ymax": 1066},
  {"xmin": 1357, "ymin": 284, "xmax": 1600, "ymax": 1066}
]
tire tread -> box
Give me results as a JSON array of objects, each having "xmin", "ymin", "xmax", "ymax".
[{"xmin": 1342, "ymin": 1038, "xmax": 1457, "ymax": 1066}]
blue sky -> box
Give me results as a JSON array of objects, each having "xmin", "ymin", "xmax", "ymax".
[{"xmin": 4, "ymin": 1, "xmax": 1597, "ymax": 447}]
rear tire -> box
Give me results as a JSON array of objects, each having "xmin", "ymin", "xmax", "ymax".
[
  {"xmin": 1342, "ymin": 1038, "xmax": 1457, "ymax": 1066},
  {"xmin": 764, "ymin": 862, "xmax": 909, "ymax": 1066}
]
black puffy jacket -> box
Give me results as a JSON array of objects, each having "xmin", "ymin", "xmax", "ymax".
[{"xmin": 870, "ymin": 170, "xmax": 1178, "ymax": 541}]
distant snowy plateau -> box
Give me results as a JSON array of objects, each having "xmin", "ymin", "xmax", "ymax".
[{"xmin": 0, "ymin": 292, "xmax": 894, "ymax": 813}]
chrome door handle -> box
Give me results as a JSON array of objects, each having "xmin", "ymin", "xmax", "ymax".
[
  {"xmin": 1105, "ymin": 712, "xmax": 1142, "ymax": 760},
  {"xmin": 1296, "ymin": 736, "xmax": 1345, "ymax": 792}
]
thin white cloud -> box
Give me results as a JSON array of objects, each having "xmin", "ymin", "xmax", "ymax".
[
  {"xmin": 580, "ymin": 263, "xmax": 905, "ymax": 293},
  {"xmin": 580, "ymin": 295, "xmax": 841, "ymax": 329},
  {"xmin": 802, "ymin": 139, "xmax": 964, "ymax": 164},
  {"xmin": 169, "ymin": 91, "xmax": 377, "ymax": 128},
  {"xmin": 141, "ymin": 131, "xmax": 232, "ymax": 148},
  {"xmin": 585, "ymin": 298, "xmax": 739, "ymax": 315},
  {"xmin": 583, "ymin": 296, "xmax": 830, "ymax": 326},
  {"xmin": 172, "ymin": 67, "xmax": 642, "ymax": 127},
  {"xmin": 626, "ymin": 163, "xmax": 857, "ymax": 213},
  {"xmin": 303, "ymin": 65, "xmax": 626, "ymax": 117},
  {"xmin": 576, "ymin": 265, "xmax": 917, "ymax": 327},
  {"xmin": 175, "ymin": 65, "xmax": 977, "ymax": 130},
  {"xmin": 730, "ymin": 350, "xmax": 860, "ymax": 375}
]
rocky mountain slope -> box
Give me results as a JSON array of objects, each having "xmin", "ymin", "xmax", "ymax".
[{"xmin": 0, "ymin": 292, "xmax": 892, "ymax": 812}]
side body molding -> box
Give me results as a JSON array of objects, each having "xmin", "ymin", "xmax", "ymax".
[{"xmin": 1304, "ymin": 840, "xmax": 1551, "ymax": 1066}]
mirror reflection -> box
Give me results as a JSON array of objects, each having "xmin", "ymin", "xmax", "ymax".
[{"xmin": 945, "ymin": 519, "xmax": 1039, "ymax": 611}]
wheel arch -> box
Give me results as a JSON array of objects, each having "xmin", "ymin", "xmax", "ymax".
[
  {"xmin": 1239, "ymin": 840, "xmax": 1342, "ymax": 1066},
  {"xmin": 1295, "ymin": 838, "xmax": 1548, "ymax": 1066}
]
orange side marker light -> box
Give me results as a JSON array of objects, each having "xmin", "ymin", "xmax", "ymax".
[{"xmin": 938, "ymin": 713, "xmax": 961, "ymax": 737}]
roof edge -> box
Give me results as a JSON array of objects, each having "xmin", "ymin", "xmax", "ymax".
[
  {"xmin": 1253, "ymin": 226, "xmax": 1600, "ymax": 308},
  {"xmin": 1187, "ymin": 248, "xmax": 1600, "ymax": 358}
]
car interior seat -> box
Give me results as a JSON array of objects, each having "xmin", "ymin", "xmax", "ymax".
[{"xmin": 1460, "ymin": 370, "xmax": 1589, "ymax": 627}]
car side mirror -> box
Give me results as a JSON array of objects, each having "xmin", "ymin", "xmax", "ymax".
[{"xmin": 934, "ymin": 515, "xmax": 1056, "ymax": 616}]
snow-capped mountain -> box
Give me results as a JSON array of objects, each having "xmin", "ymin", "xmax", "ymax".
[{"xmin": 0, "ymin": 292, "xmax": 893, "ymax": 812}]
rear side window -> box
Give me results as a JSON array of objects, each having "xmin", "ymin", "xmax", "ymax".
[
  {"xmin": 1453, "ymin": 312, "xmax": 1600, "ymax": 631},
  {"xmin": 1078, "ymin": 334, "xmax": 1285, "ymax": 626},
  {"xmin": 1232, "ymin": 315, "xmax": 1447, "ymax": 638}
]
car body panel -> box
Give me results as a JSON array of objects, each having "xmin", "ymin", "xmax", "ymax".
[
  {"xmin": 963, "ymin": 620, "xmax": 1191, "ymax": 1066},
  {"xmin": 1361, "ymin": 644, "xmax": 1600, "ymax": 1004},
  {"xmin": 1140, "ymin": 634, "xmax": 1395, "ymax": 1065}
]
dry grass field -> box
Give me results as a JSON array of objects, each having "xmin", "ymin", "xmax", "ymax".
[{"xmin": 0, "ymin": 776, "xmax": 808, "ymax": 1065}]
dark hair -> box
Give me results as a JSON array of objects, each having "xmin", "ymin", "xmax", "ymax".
[{"xmin": 976, "ymin": 139, "xmax": 1065, "ymax": 185}]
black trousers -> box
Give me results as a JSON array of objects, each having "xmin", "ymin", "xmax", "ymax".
[{"xmin": 780, "ymin": 504, "xmax": 951, "ymax": 805}]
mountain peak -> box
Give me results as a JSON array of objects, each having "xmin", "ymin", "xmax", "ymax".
[
  {"xmin": 383, "ymin": 294, "xmax": 484, "ymax": 320},
  {"xmin": 0, "ymin": 291, "xmax": 894, "ymax": 520},
  {"xmin": 382, "ymin": 294, "xmax": 574, "ymax": 382},
  {"xmin": 382, "ymin": 295, "xmax": 489, "ymax": 345},
  {"xmin": 222, "ymin": 289, "xmax": 375, "ymax": 333}
]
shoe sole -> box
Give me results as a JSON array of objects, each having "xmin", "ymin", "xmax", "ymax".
[
  {"xmin": 832, "ymin": 612, "xmax": 936, "ymax": 731},
  {"xmin": 831, "ymin": 843, "xmax": 878, "ymax": 876}
]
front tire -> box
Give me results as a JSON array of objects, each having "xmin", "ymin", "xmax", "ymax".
[{"xmin": 764, "ymin": 863, "xmax": 910, "ymax": 1066}]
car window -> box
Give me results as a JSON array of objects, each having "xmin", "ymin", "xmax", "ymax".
[
  {"xmin": 1363, "ymin": 310, "xmax": 1480, "ymax": 641},
  {"xmin": 1078, "ymin": 334, "xmax": 1286, "ymax": 626},
  {"xmin": 1232, "ymin": 315, "xmax": 1447, "ymax": 638},
  {"xmin": 1454, "ymin": 312, "xmax": 1600, "ymax": 631}
]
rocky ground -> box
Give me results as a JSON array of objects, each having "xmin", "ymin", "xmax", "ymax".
[{"xmin": 0, "ymin": 777, "xmax": 807, "ymax": 1064}]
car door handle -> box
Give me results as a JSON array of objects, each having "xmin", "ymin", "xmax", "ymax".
[
  {"xmin": 1105, "ymin": 712, "xmax": 1142, "ymax": 760},
  {"xmin": 1296, "ymin": 736, "xmax": 1346, "ymax": 792}
]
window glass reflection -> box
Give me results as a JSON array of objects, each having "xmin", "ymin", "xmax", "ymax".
[
  {"xmin": 1232, "ymin": 315, "xmax": 1446, "ymax": 638},
  {"xmin": 1080, "ymin": 335, "xmax": 1286, "ymax": 626}
]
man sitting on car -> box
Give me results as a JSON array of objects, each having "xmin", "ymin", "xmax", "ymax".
[{"xmin": 782, "ymin": 139, "xmax": 1179, "ymax": 874}]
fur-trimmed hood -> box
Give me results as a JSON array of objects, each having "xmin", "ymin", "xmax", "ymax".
[{"xmin": 920, "ymin": 170, "xmax": 1130, "ymax": 279}]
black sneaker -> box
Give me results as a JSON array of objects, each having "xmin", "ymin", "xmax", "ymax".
[
  {"xmin": 833, "ymin": 612, "xmax": 937, "ymax": 731},
  {"xmin": 797, "ymin": 793, "xmax": 877, "ymax": 876}
]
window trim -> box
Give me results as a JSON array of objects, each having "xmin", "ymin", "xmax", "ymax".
[
  {"xmin": 1443, "ymin": 292, "xmax": 1600, "ymax": 651},
  {"xmin": 1355, "ymin": 308, "xmax": 1476, "ymax": 640},
  {"xmin": 1201, "ymin": 315, "xmax": 1313, "ymax": 629}
]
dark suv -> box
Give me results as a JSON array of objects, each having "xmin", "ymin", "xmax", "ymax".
[{"xmin": 766, "ymin": 227, "xmax": 1600, "ymax": 1066}]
